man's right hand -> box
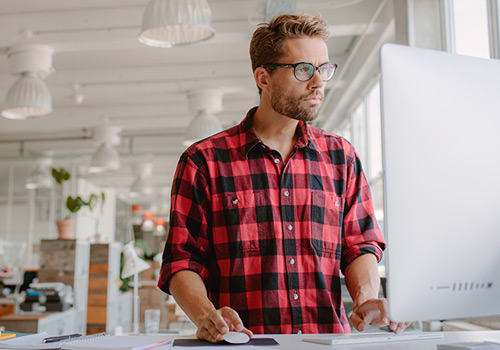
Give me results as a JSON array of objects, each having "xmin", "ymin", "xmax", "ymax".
[
  {"xmin": 169, "ymin": 271, "xmax": 253, "ymax": 343},
  {"xmin": 196, "ymin": 306, "xmax": 253, "ymax": 343}
]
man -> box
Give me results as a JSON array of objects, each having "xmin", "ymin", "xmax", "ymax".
[{"xmin": 158, "ymin": 14, "xmax": 410, "ymax": 342}]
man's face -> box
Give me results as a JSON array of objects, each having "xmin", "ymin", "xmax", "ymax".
[{"xmin": 268, "ymin": 37, "xmax": 330, "ymax": 122}]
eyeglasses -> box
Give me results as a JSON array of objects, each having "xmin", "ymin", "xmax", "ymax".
[{"xmin": 262, "ymin": 62, "xmax": 338, "ymax": 82}]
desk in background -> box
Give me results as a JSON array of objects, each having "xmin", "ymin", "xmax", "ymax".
[{"xmin": 0, "ymin": 308, "xmax": 76, "ymax": 335}]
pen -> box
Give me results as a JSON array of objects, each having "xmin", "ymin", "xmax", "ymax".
[{"xmin": 43, "ymin": 333, "xmax": 82, "ymax": 343}]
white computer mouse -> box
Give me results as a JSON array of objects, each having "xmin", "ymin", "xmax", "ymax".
[{"xmin": 223, "ymin": 331, "xmax": 250, "ymax": 344}]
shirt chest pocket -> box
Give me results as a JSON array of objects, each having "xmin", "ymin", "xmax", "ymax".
[
  {"xmin": 310, "ymin": 191, "xmax": 344, "ymax": 258},
  {"xmin": 212, "ymin": 192, "xmax": 263, "ymax": 259}
]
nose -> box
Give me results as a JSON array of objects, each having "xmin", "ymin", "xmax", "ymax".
[{"xmin": 308, "ymin": 68, "xmax": 325, "ymax": 89}]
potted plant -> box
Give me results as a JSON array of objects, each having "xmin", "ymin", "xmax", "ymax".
[{"xmin": 52, "ymin": 168, "xmax": 105, "ymax": 239}]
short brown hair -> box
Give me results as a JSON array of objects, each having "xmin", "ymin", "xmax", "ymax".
[{"xmin": 249, "ymin": 14, "xmax": 331, "ymax": 73}]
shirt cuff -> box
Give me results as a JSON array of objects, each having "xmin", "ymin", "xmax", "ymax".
[
  {"xmin": 157, "ymin": 259, "xmax": 208, "ymax": 294},
  {"xmin": 341, "ymin": 242, "xmax": 384, "ymax": 274}
]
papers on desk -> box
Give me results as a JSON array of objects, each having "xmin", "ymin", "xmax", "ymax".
[
  {"xmin": 0, "ymin": 333, "xmax": 58, "ymax": 349},
  {"xmin": 0, "ymin": 332, "xmax": 174, "ymax": 350}
]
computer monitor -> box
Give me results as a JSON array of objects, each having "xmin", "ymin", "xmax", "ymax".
[{"xmin": 380, "ymin": 43, "xmax": 500, "ymax": 322}]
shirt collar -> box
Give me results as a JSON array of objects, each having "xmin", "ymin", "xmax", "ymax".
[{"xmin": 239, "ymin": 107, "xmax": 315, "ymax": 158}]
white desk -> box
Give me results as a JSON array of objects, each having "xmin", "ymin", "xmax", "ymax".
[
  {"xmin": 249, "ymin": 331, "xmax": 500, "ymax": 349},
  {"xmin": 157, "ymin": 331, "xmax": 500, "ymax": 349}
]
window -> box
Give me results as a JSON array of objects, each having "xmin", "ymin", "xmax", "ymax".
[
  {"xmin": 333, "ymin": 80, "xmax": 384, "ymax": 224},
  {"xmin": 350, "ymin": 103, "xmax": 367, "ymax": 170},
  {"xmin": 450, "ymin": 0, "xmax": 492, "ymax": 58},
  {"xmin": 365, "ymin": 82, "xmax": 383, "ymax": 181}
]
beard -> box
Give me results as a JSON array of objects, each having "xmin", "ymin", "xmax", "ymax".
[{"xmin": 270, "ymin": 88, "xmax": 323, "ymax": 122}]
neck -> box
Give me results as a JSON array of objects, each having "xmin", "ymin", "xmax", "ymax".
[{"xmin": 253, "ymin": 102, "xmax": 299, "ymax": 161}]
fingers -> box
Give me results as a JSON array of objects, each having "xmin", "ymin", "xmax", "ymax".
[
  {"xmin": 348, "ymin": 312, "xmax": 366, "ymax": 332},
  {"xmin": 219, "ymin": 307, "xmax": 253, "ymax": 337},
  {"xmin": 197, "ymin": 307, "xmax": 252, "ymax": 343},
  {"xmin": 389, "ymin": 321, "xmax": 412, "ymax": 334},
  {"xmin": 220, "ymin": 306, "xmax": 244, "ymax": 331},
  {"xmin": 210, "ymin": 309, "xmax": 230, "ymax": 334},
  {"xmin": 196, "ymin": 309, "xmax": 227, "ymax": 343},
  {"xmin": 350, "ymin": 299, "xmax": 390, "ymax": 330},
  {"xmin": 241, "ymin": 328, "xmax": 254, "ymax": 338},
  {"xmin": 350, "ymin": 299, "xmax": 413, "ymax": 334},
  {"xmin": 197, "ymin": 324, "xmax": 222, "ymax": 343}
]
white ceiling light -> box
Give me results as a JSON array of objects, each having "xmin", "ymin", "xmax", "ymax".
[
  {"xmin": 183, "ymin": 88, "xmax": 223, "ymax": 146},
  {"xmin": 1, "ymin": 44, "xmax": 54, "ymax": 120},
  {"xmin": 129, "ymin": 162, "xmax": 153, "ymax": 199},
  {"xmin": 25, "ymin": 157, "xmax": 53, "ymax": 190},
  {"xmin": 2, "ymin": 73, "xmax": 52, "ymax": 120},
  {"xmin": 184, "ymin": 111, "xmax": 223, "ymax": 146},
  {"xmin": 89, "ymin": 126, "xmax": 121, "ymax": 173},
  {"xmin": 138, "ymin": 0, "xmax": 215, "ymax": 48}
]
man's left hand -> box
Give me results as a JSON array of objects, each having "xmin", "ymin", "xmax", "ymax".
[{"xmin": 348, "ymin": 298, "xmax": 412, "ymax": 333}]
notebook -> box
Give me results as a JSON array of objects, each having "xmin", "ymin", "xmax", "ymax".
[
  {"xmin": 0, "ymin": 333, "xmax": 58, "ymax": 349},
  {"xmin": 0, "ymin": 332, "xmax": 173, "ymax": 350},
  {"xmin": 60, "ymin": 333, "xmax": 173, "ymax": 350}
]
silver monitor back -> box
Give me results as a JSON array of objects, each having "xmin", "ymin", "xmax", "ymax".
[{"xmin": 380, "ymin": 43, "xmax": 500, "ymax": 322}]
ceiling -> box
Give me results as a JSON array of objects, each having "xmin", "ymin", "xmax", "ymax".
[{"xmin": 0, "ymin": 0, "xmax": 391, "ymax": 201}]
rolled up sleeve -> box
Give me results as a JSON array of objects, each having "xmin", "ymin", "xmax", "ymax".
[
  {"xmin": 158, "ymin": 151, "xmax": 212, "ymax": 294},
  {"xmin": 340, "ymin": 148, "xmax": 385, "ymax": 274}
]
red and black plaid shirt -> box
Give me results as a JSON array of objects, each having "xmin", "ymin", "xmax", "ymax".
[{"xmin": 159, "ymin": 107, "xmax": 385, "ymax": 334}]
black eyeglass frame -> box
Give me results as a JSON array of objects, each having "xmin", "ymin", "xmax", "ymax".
[{"xmin": 262, "ymin": 62, "xmax": 338, "ymax": 82}]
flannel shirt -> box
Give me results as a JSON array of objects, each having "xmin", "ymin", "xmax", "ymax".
[{"xmin": 158, "ymin": 107, "xmax": 385, "ymax": 334}]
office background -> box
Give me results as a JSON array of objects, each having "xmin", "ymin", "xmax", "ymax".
[{"xmin": 0, "ymin": 0, "xmax": 499, "ymax": 335}]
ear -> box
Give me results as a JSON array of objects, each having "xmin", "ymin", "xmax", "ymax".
[{"xmin": 254, "ymin": 67, "xmax": 270, "ymax": 92}]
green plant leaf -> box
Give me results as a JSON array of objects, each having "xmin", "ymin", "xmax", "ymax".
[
  {"xmin": 66, "ymin": 196, "xmax": 83, "ymax": 213},
  {"xmin": 88, "ymin": 194, "xmax": 98, "ymax": 211},
  {"xmin": 51, "ymin": 168, "xmax": 71, "ymax": 184}
]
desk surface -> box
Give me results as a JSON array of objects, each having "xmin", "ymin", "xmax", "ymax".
[
  {"xmin": 169, "ymin": 331, "xmax": 500, "ymax": 349},
  {"xmin": 247, "ymin": 331, "xmax": 500, "ymax": 350}
]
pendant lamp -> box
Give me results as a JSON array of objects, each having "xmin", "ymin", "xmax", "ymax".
[
  {"xmin": 129, "ymin": 163, "xmax": 153, "ymax": 199},
  {"xmin": 138, "ymin": 0, "xmax": 215, "ymax": 48},
  {"xmin": 89, "ymin": 126, "xmax": 121, "ymax": 173},
  {"xmin": 183, "ymin": 110, "xmax": 223, "ymax": 146},
  {"xmin": 1, "ymin": 44, "xmax": 54, "ymax": 119},
  {"xmin": 2, "ymin": 73, "xmax": 52, "ymax": 120},
  {"xmin": 25, "ymin": 157, "xmax": 53, "ymax": 190},
  {"xmin": 183, "ymin": 88, "xmax": 223, "ymax": 146}
]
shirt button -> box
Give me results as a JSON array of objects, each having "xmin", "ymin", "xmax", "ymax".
[
  {"xmin": 289, "ymin": 258, "xmax": 295, "ymax": 265},
  {"xmin": 232, "ymin": 198, "xmax": 238, "ymax": 204},
  {"xmin": 284, "ymin": 190, "xmax": 290, "ymax": 197},
  {"xmin": 287, "ymin": 224, "xmax": 293, "ymax": 230},
  {"xmin": 274, "ymin": 158, "xmax": 280, "ymax": 164},
  {"xmin": 293, "ymin": 293, "xmax": 299, "ymax": 300},
  {"xmin": 335, "ymin": 201, "xmax": 340, "ymax": 207}
]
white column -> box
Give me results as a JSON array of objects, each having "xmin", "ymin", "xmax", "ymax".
[
  {"xmin": 26, "ymin": 189, "xmax": 36, "ymax": 268},
  {"xmin": 5, "ymin": 166, "xmax": 15, "ymax": 241}
]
